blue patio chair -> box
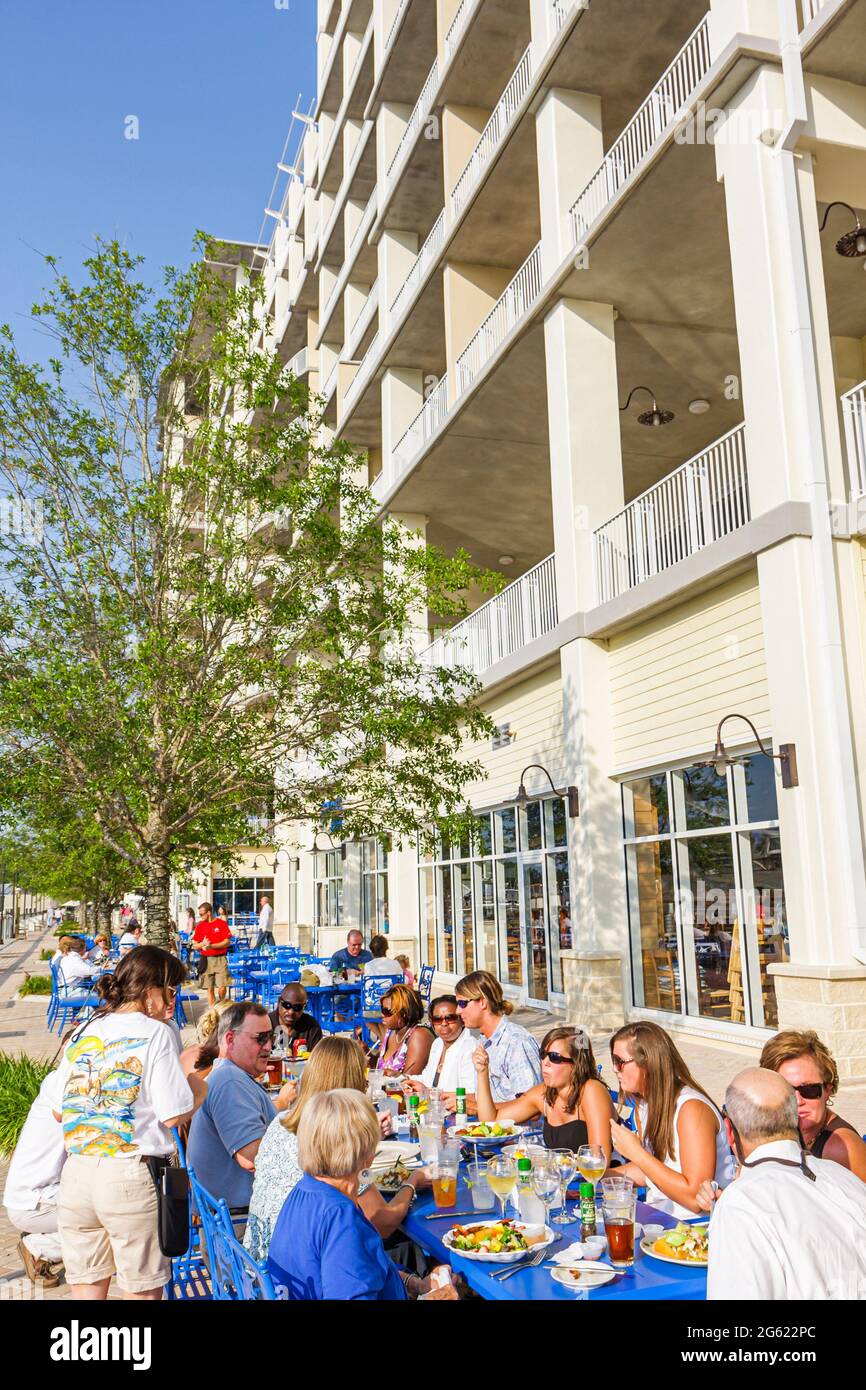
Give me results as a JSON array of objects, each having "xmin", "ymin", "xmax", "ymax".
[
  {"xmin": 48, "ymin": 960, "xmax": 99, "ymax": 1036},
  {"xmin": 417, "ymin": 963, "xmax": 435, "ymax": 1004},
  {"xmin": 180, "ymin": 1169, "xmax": 280, "ymax": 1301},
  {"xmin": 358, "ymin": 971, "xmax": 403, "ymax": 1045},
  {"xmin": 174, "ymin": 983, "xmax": 201, "ymax": 1027}
]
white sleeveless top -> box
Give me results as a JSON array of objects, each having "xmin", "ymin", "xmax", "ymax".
[{"xmin": 637, "ymin": 1086, "xmax": 736, "ymax": 1219}]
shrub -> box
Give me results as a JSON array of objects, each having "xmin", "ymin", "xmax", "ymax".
[
  {"xmin": 40, "ymin": 949, "xmax": 55, "ymax": 962},
  {"xmin": 0, "ymin": 1052, "xmax": 53, "ymax": 1155},
  {"xmin": 19, "ymin": 975, "xmax": 53, "ymax": 996}
]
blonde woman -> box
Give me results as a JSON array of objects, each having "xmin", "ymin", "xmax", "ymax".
[
  {"xmin": 607, "ymin": 1021, "xmax": 736, "ymax": 1217},
  {"xmin": 244, "ymin": 1036, "xmax": 429, "ymax": 1262},
  {"xmin": 760, "ymin": 1030, "xmax": 866, "ymax": 1182}
]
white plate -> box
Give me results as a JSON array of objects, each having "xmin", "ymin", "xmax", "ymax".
[
  {"xmin": 368, "ymin": 1141, "xmax": 420, "ymax": 1171},
  {"xmin": 639, "ymin": 1235, "xmax": 708, "ymax": 1268},
  {"xmin": 443, "ymin": 1221, "xmax": 554, "ymax": 1264},
  {"xmin": 551, "ymin": 1262, "xmax": 618, "ymax": 1291},
  {"xmin": 451, "ymin": 1124, "xmax": 524, "ymax": 1146}
]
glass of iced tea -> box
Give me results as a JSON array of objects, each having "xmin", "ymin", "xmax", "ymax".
[
  {"xmin": 601, "ymin": 1183, "xmax": 636, "ymax": 1267},
  {"xmin": 431, "ymin": 1160, "xmax": 459, "ymax": 1209}
]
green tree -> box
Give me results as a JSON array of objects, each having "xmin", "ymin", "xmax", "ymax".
[{"xmin": 0, "ymin": 239, "xmax": 497, "ymax": 945}]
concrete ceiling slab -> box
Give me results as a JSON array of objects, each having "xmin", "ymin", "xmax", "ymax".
[{"xmin": 803, "ymin": 3, "xmax": 866, "ymax": 86}]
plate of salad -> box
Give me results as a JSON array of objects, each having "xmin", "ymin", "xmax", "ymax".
[
  {"xmin": 640, "ymin": 1222, "xmax": 709, "ymax": 1266},
  {"xmin": 451, "ymin": 1121, "xmax": 524, "ymax": 1145},
  {"xmin": 443, "ymin": 1219, "xmax": 553, "ymax": 1264}
]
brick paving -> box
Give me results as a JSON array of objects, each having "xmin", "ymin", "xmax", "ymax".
[{"xmin": 1, "ymin": 923, "xmax": 864, "ymax": 1300}]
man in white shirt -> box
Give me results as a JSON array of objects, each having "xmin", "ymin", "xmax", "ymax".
[
  {"xmin": 706, "ymin": 1067, "xmax": 866, "ymax": 1301},
  {"xmin": 254, "ymin": 894, "xmax": 275, "ymax": 950},
  {"xmin": 58, "ymin": 939, "xmax": 100, "ymax": 990},
  {"xmin": 3, "ymin": 1070, "xmax": 66, "ymax": 1286}
]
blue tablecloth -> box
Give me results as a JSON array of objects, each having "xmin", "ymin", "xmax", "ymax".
[
  {"xmin": 303, "ymin": 982, "xmax": 362, "ymax": 1024},
  {"xmin": 402, "ymin": 1173, "xmax": 707, "ymax": 1301}
]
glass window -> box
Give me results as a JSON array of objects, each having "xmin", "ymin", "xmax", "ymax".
[
  {"xmin": 456, "ymin": 863, "xmax": 474, "ymax": 974},
  {"xmin": 546, "ymin": 851, "xmax": 571, "ymax": 994},
  {"xmin": 361, "ymin": 838, "xmax": 389, "ymax": 938},
  {"xmin": 741, "ymin": 829, "xmax": 788, "ymax": 1028},
  {"xmin": 496, "ymin": 808, "xmax": 517, "ymax": 855},
  {"xmin": 624, "ymin": 775, "xmax": 670, "ymax": 838},
  {"xmin": 474, "ymin": 813, "xmax": 493, "ymax": 857},
  {"xmin": 678, "ymin": 835, "xmax": 739, "ymax": 1022},
  {"xmin": 677, "ymin": 764, "xmax": 730, "ymax": 830},
  {"xmin": 474, "ymin": 860, "xmax": 498, "ymax": 974},
  {"xmin": 523, "ymin": 801, "xmax": 543, "ymax": 853},
  {"xmin": 737, "ymin": 755, "xmax": 779, "ymax": 825},
  {"xmin": 420, "ymin": 867, "xmax": 436, "ymax": 968},
  {"xmin": 544, "ymin": 798, "xmax": 568, "ymax": 849},
  {"xmin": 625, "ymin": 840, "xmax": 681, "ymax": 1012},
  {"xmin": 523, "ymin": 862, "xmax": 548, "ymax": 999},
  {"xmin": 497, "ymin": 858, "xmax": 522, "ymax": 988},
  {"xmin": 438, "ymin": 865, "xmax": 454, "ymax": 974}
]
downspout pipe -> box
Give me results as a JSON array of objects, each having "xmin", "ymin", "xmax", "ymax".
[{"xmin": 772, "ymin": 0, "xmax": 866, "ymax": 965}]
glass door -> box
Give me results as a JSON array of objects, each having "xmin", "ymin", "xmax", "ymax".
[{"xmin": 521, "ymin": 859, "xmax": 550, "ymax": 1006}]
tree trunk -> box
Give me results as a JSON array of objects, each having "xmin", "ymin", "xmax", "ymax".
[
  {"xmin": 146, "ymin": 853, "xmax": 172, "ymax": 948},
  {"xmin": 97, "ymin": 896, "xmax": 113, "ymax": 936}
]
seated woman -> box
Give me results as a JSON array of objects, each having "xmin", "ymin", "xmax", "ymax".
[
  {"xmin": 373, "ymin": 984, "xmax": 433, "ymax": 1078},
  {"xmin": 86, "ymin": 933, "xmax": 111, "ymax": 963},
  {"xmin": 245, "ymin": 1035, "xmax": 429, "ymax": 1262},
  {"xmin": 404, "ymin": 995, "xmax": 478, "ymax": 1109},
  {"xmin": 474, "ymin": 1026, "xmax": 615, "ymax": 1159},
  {"xmin": 267, "ymin": 1089, "xmax": 456, "ymax": 1300},
  {"xmin": 607, "ymin": 1021, "xmax": 736, "ymax": 1218},
  {"xmin": 760, "ymin": 1029, "xmax": 866, "ymax": 1182}
]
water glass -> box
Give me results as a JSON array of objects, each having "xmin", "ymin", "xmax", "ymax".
[
  {"xmin": 418, "ymin": 1121, "xmax": 441, "ymax": 1166},
  {"xmin": 469, "ymin": 1160, "xmax": 496, "ymax": 1212}
]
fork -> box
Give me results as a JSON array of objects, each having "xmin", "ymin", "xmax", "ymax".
[{"xmin": 492, "ymin": 1236, "xmax": 560, "ymax": 1282}]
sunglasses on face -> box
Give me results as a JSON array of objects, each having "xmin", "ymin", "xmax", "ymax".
[
  {"xmin": 541, "ymin": 1049, "xmax": 571, "ymax": 1066},
  {"xmin": 279, "ymin": 999, "xmax": 304, "ymax": 1012},
  {"xmin": 455, "ymin": 999, "xmax": 473, "ymax": 1010},
  {"xmin": 791, "ymin": 1082, "xmax": 825, "ymax": 1100},
  {"xmin": 611, "ymin": 1054, "xmax": 633, "ymax": 1072},
  {"xmin": 433, "ymin": 1014, "xmax": 459, "ymax": 1025},
  {"xmin": 249, "ymin": 1029, "xmax": 274, "ymax": 1047}
]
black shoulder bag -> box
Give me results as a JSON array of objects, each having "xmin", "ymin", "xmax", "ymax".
[{"xmin": 144, "ymin": 1156, "xmax": 191, "ymax": 1256}]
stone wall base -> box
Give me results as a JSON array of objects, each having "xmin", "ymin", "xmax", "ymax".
[
  {"xmin": 561, "ymin": 950, "xmax": 626, "ymax": 1036},
  {"xmin": 769, "ymin": 964, "xmax": 866, "ymax": 1085}
]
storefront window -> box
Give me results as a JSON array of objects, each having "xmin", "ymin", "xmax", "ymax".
[
  {"xmin": 623, "ymin": 756, "xmax": 788, "ymax": 1029},
  {"xmin": 361, "ymin": 838, "xmax": 389, "ymax": 938},
  {"xmin": 212, "ymin": 875, "xmax": 274, "ymax": 926},
  {"xmin": 314, "ymin": 851, "xmax": 343, "ymax": 939}
]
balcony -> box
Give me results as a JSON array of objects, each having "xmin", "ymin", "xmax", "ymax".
[
  {"xmin": 593, "ymin": 424, "xmax": 750, "ymax": 604},
  {"xmin": 345, "ymin": 279, "xmax": 379, "ymax": 359},
  {"xmin": 385, "ymin": 0, "xmax": 410, "ymax": 52},
  {"xmin": 449, "ymin": 44, "xmax": 535, "ymax": 222},
  {"xmin": 842, "ymin": 378, "xmax": 866, "ymax": 497},
  {"xmin": 456, "ymin": 244, "xmax": 543, "ymax": 395},
  {"xmin": 384, "ymin": 57, "xmax": 439, "ymax": 201},
  {"xmin": 389, "ymin": 374, "xmax": 449, "ymax": 487},
  {"xmin": 423, "ymin": 554, "xmax": 558, "ymax": 679},
  {"xmin": 390, "ymin": 210, "xmax": 445, "ymax": 322},
  {"xmin": 570, "ymin": 15, "xmax": 711, "ymax": 247},
  {"xmin": 285, "ymin": 347, "xmax": 310, "ymax": 380},
  {"xmin": 343, "ymin": 330, "xmax": 380, "ymax": 414},
  {"xmin": 444, "ymin": 0, "xmax": 475, "ymax": 65}
]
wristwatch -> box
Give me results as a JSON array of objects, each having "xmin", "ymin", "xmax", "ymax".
[{"xmin": 396, "ymin": 1180, "xmax": 416, "ymax": 1201}]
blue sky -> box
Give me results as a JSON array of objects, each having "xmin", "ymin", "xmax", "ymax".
[{"xmin": 0, "ymin": 0, "xmax": 317, "ymax": 362}]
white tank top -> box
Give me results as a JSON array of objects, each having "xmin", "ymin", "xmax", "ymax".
[{"xmin": 638, "ymin": 1086, "xmax": 736, "ymax": 1220}]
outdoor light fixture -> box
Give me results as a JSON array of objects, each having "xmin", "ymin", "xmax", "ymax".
[
  {"xmin": 688, "ymin": 398, "xmax": 711, "ymax": 415},
  {"xmin": 498, "ymin": 555, "xmax": 515, "ymax": 566},
  {"xmin": 620, "ymin": 385, "xmax": 675, "ymax": 427},
  {"xmin": 818, "ymin": 202, "xmax": 866, "ymax": 261},
  {"xmin": 708, "ymin": 713, "xmax": 798, "ymax": 789},
  {"xmin": 515, "ymin": 764, "xmax": 580, "ymax": 818}
]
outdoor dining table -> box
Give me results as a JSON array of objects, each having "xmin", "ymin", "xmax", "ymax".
[
  {"xmin": 303, "ymin": 981, "xmax": 362, "ymax": 1024},
  {"xmin": 402, "ymin": 1169, "xmax": 707, "ymax": 1301}
]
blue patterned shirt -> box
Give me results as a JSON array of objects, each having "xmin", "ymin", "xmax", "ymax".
[{"xmin": 484, "ymin": 1016, "xmax": 542, "ymax": 1102}]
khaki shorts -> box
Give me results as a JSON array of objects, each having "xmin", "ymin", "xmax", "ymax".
[
  {"xmin": 58, "ymin": 1153, "xmax": 168, "ymax": 1293},
  {"xmin": 201, "ymin": 954, "xmax": 229, "ymax": 988}
]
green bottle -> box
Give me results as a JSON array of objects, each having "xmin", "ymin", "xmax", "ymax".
[
  {"xmin": 455, "ymin": 1087, "xmax": 467, "ymax": 1127},
  {"xmin": 408, "ymin": 1093, "xmax": 420, "ymax": 1142},
  {"xmin": 579, "ymin": 1182, "xmax": 597, "ymax": 1239}
]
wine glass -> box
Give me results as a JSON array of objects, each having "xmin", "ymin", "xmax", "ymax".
[
  {"xmin": 486, "ymin": 1154, "xmax": 517, "ymax": 1222},
  {"xmin": 549, "ymin": 1148, "xmax": 577, "ymax": 1224},
  {"xmin": 530, "ymin": 1155, "xmax": 560, "ymax": 1233},
  {"xmin": 576, "ymin": 1144, "xmax": 606, "ymax": 1215}
]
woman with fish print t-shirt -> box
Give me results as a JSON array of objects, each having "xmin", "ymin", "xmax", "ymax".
[{"xmin": 53, "ymin": 946, "xmax": 207, "ymax": 1300}]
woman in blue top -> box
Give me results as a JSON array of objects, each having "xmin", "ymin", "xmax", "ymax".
[{"xmin": 267, "ymin": 1089, "xmax": 456, "ymax": 1301}]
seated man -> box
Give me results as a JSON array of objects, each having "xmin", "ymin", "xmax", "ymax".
[
  {"xmin": 706, "ymin": 1067, "xmax": 866, "ymax": 1300},
  {"xmin": 3, "ymin": 1069, "xmax": 66, "ymax": 1288},
  {"xmin": 329, "ymin": 929, "xmax": 372, "ymax": 977},
  {"xmin": 269, "ymin": 983, "xmax": 323, "ymax": 1055},
  {"xmin": 187, "ymin": 1002, "xmax": 296, "ymax": 1214}
]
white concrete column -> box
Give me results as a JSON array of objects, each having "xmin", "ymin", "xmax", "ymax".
[
  {"xmin": 535, "ymin": 88, "xmax": 604, "ymax": 275},
  {"xmin": 377, "ymin": 101, "xmax": 413, "ymax": 197},
  {"xmin": 381, "ymin": 368, "xmax": 423, "ymax": 480},
  {"xmin": 528, "ymin": 0, "xmax": 557, "ymax": 53},
  {"xmin": 388, "ymin": 511, "xmax": 429, "ymax": 653},
  {"xmin": 442, "ymin": 262, "xmax": 512, "ymax": 399},
  {"xmin": 387, "ymin": 841, "xmax": 423, "ymax": 965},
  {"xmin": 542, "ymin": 298, "xmax": 623, "ymax": 616},
  {"xmin": 377, "ymin": 229, "xmax": 419, "ymax": 331},
  {"xmin": 707, "ymin": 0, "xmax": 781, "ymax": 56}
]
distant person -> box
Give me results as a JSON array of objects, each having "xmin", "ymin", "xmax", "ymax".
[
  {"xmin": 395, "ymin": 954, "xmax": 415, "ymax": 986},
  {"xmin": 87, "ymin": 933, "xmax": 111, "ymax": 963},
  {"xmin": 254, "ymin": 894, "xmax": 276, "ymax": 951},
  {"xmin": 118, "ymin": 922, "xmax": 142, "ymax": 954},
  {"xmin": 191, "ymin": 901, "xmax": 231, "ymax": 1007},
  {"xmin": 58, "ymin": 938, "xmax": 100, "ymax": 990},
  {"xmin": 705, "ymin": 1068, "xmax": 866, "ymax": 1300},
  {"xmin": 51, "ymin": 936, "xmax": 73, "ymax": 966},
  {"xmin": 329, "ymin": 930, "xmax": 372, "ymax": 976},
  {"xmin": 363, "ymin": 935, "xmax": 401, "ymax": 978}
]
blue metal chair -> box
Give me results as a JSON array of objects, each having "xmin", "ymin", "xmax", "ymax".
[
  {"xmin": 48, "ymin": 961, "xmax": 99, "ymax": 1036},
  {"xmin": 180, "ymin": 1169, "xmax": 280, "ymax": 1301},
  {"xmin": 358, "ymin": 972, "xmax": 403, "ymax": 1045},
  {"xmin": 417, "ymin": 963, "xmax": 435, "ymax": 1005},
  {"xmin": 174, "ymin": 984, "xmax": 201, "ymax": 1027}
]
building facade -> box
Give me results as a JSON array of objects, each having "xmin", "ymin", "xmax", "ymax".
[{"xmin": 206, "ymin": 0, "xmax": 866, "ymax": 1081}]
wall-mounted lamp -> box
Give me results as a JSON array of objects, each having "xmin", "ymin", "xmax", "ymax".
[
  {"xmin": 515, "ymin": 764, "xmax": 580, "ymax": 818},
  {"xmin": 707, "ymin": 713, "xmax": 798, "ymax": 789},
  {"xmin": 620, "ymin": 385, "xmax": 675, "ymax": 428},
  {"xmin": 818, "ymin": 201, "xmax": 866, "ymax": 263}
]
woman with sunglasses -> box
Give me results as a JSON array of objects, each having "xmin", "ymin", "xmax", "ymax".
[
  {"xmin": 404, "ymin": 996, "xmax": 478, "ymax": 1109},
  {"xmin": 374, "ymin": 984, "xmax": 433, "ymax": 1078},
  {"xmin": 607, "ymin": 1021, "xmax": 736, "ymax": 1218},
  {"xmin": 473, "ymin": 1026, "xmax": 615, "ymax": 1157},
  {"xmin": 760, "ymin": 1030, "xmax": 866, "ymax": 1182}
]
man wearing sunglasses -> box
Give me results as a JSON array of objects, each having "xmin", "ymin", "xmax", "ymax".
[
  {"xmin": 268, "ymin": 983, "xmax": 323, "ymax": 1055},
  {"xmin": 188, "ymin": 1002, "xmax": 297, "ymax": 1215},
  {"xmin": 704, "ymin": 1068, "xmax": 866, "ymax": 1301}
]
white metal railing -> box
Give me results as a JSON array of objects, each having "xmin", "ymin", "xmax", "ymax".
[
  {"xmin": 391, "ymin": 375, "xmax": 449, "ymax": 477},
  {"xmin": 552, "ymin": 0, "xmax": 583, "ymax": 31},
  {"xmin": 570, "ymin": 15, "xmax": 711, "ymax": 245},
  {"xmin": 842, "ymin": 379, "xmax": 866, "ymax": 497},
  {"xmin": 456, "ymin": 244, "xmax": 543, "ymax": 395},
  {"xmin": 343, "ymin": 330, "xmax": 380, "ymax": 413},
  {"xmin": 390, "ymin": 210, "xmax": 445, "ymax": 318},
  {"xmin": 320, "ymin": 20, "xmax": 373, "ymax": 176},
  {"xmin": 423, "ymin": 554, "xmax": 559, "ymax": 677},
  {"xmin": 322, "ymin": 361, "xmax": 338, "ymax": 403},
  {"xmin": 348, "ymin": 187, "xmax": 377, "ymax": 267},
  {"xmin": 444, "ymin": 0, "xmax": 472, "ymax": 64},
  {"xmin": 799, "ymin": 0, "xmax": 832, "ymax": 26},
  {"xmin": 385, "ymin": 0, "xmax": 410, "ymax": 53},
  {"xmin": 450, "ymin": 45, "xmax": 535, "ymax": 220},
  {"xmin": 593, "ymin": 423, "xmax": 750, "ymax": 603},
  {"xmin": 286, "ymin": 347, "xmax": 310, "ymax": 379},
  {"xmin": 386, "ymin": 57, "xmax": 439, "ymax": 186},
  {"xmin": 347, "ymin": 280, "xmax": 379, "ymax": 358},
  {"xmin": 319, "ymin": 120, "xmax": 374, "ymax": 258}
]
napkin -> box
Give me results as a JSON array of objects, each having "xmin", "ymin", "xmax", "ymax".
[{"xmin": 548, "ymin": 1242, "xmax": 587, "ymax": 1264}]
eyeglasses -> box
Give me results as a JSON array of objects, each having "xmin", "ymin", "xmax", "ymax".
[
  {"xmin": 541, "ymin": 1050, "xmax": 571, "ymax": 1066},
  {"xmin": 791, "ymin": 1082, "xmax": 825, "ymax": 1100},
  {"xmin": 381, "ymin": 1006, "xmax": 395, "ymax": 1018},
  {"xmin": 249, "ymin": 1029, "xmax": 274, "ymax": 1047},
  {"xmin": 455, "ymin": 999, "xmax": 473, "ymax": 1010},
  {"xmin": 432, "ymin": 1014, "xmax": 459, "ymax": 1025},
  {"xmin": 279, "ymin": 999, "xmax": 304, "ymax": 1012},
  {"xmin": 611, "ymin": 1054, "xmax": 634, "ymax": 1072}
]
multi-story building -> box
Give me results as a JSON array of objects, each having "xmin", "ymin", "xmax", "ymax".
[{"xmin": 205, "ymin": 0, "xmax": 866, "ymax": 1082}]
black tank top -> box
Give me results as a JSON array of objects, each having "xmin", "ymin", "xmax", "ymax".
[
  {"xmin": 541, "ymin": 1098, "xmax": 589, "ymax": 1151},
  {"xmin": 808, "ymin": 1115, "xmax": 859, "ymax": 1158}
]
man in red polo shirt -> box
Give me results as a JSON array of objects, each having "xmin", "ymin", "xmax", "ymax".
[{"xmin": 192, "ymin": 901, "xmax": 232, "ymax": 1006}]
